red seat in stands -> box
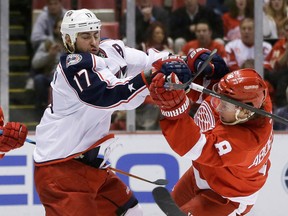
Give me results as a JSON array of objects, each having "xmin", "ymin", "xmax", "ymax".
[
  {"xmin": 77, "ymin": 0, "xmax": 116, "ymax": 22},
  {"xmin": 77, "ymin": 0, "xmax": 115, "ymax": 9},
  {"xmin": 101, "ymin": 22, "xmax": 120, "ymax": 39},
  {"xmin": 172, "ymin": 0, "xmax": 185, "ymax": 11}
]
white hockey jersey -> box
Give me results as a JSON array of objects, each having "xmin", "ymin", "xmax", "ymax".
[
  {"xmin": 225, "ymin": 39, "xmax": 272, "ymax": 70},
  {"xmin": 34, "ymin": 39, "xmax": 169, "ymax": 164}
]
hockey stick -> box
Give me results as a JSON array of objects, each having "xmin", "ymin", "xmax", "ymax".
[
  {"xmin": 0, "ymin": 131, "xmax": 168, "ymax": 185},
  {"xmin": 152, "ymin": 187, "xmax": 186, "ymax": 216},
  {"xmin": 108, "ymin": 167, "xmax": 168, "ymax": 186},
  {"xmin": 164, "ymin": 48, "xmax": 217, "ymax": 90},
  {"xmin": 189, "ymin": 82, "xmax": 288, "ymax": 125},
  {"xmin": 0, "ymin": 130, "xmax": 36, "ymax": 144}
]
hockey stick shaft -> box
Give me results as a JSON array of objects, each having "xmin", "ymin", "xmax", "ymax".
[
  {"xmin": 190, "ymin": 83, "xmax": 288, "ymax": 125},
  {"xmin": 108, "ymin": 167, "xmax": 168, "ymax": 185}
]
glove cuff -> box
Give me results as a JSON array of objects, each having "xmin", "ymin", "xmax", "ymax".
[
  {"xmin": 160, "ymin": 96, "xmax": 190, "ymax": 120},
  {"xmin": 187, "ymin": 48, "xmax": 210, "ymax": 72},
  {"xmin": 141, "ymin": 68, "xmax": 158, "ymax": 87}
]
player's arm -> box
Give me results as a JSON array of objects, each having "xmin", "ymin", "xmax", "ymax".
[
  {"xmin": 147, "ymin": 73, "xmax": 230, "ymax": 166},
  {"xmin": 100, "ymin": 39, "xmax": 170, "ymax": 77},
  {"xmin": 65, "ymin": 53, "xmax": 192, "ymax": 111}
]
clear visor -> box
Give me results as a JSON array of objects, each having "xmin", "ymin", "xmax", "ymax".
[
  {"xmin": 211, "ymin": 83, "xmax": 237, "ymax": 112},
  {"xmin": 211, "ymin": 97, "xmax": 237, "ymax": 112}
]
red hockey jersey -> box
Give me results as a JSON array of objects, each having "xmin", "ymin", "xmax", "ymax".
[{"xmin": 160, "ymin": 95, "xmax": 273, "ymax": 205}]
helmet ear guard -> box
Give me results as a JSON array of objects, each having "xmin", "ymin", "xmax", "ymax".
[{"xmin": 60, "ymin": 9, "xmax": 101, "ymax": 53}]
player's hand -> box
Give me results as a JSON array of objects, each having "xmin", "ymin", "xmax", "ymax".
[
  {"xmin": 152, "ymin": 56, "xmax": 192, "ymax": 83},
  {"xmin": 0, "ymin": 122, "xmax": 28, "ymax": 152},
  {"xmin": 186, "ymin": 48, "xmax": 214, "ymax": 78},
  {"xmin": 149, "ymin": 73, "xmax": 190, "ymax": 120},
  {"xmin": 186, "ymin": 48, "xmax": 229, "ymax": 79}
]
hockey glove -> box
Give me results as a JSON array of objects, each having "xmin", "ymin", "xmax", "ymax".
[
  {"xmin": 149, "ymin": 73, "xmax": 190, "ymax": 120},
  {"xmin": 186, "ymin": 48, "xmax": 229, "ymax": 79},
  {"xmin": 152, "ymin": 56, "xmax": 192, "ymax": 83},
  {"xmin": 0, "ymin": 122, "xmax": 28, "ymax": 152}
]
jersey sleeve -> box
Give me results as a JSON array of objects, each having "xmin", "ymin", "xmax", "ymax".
[
  {"xmin": 100, "ymin": 39, "xmax": 169, "ymax": 78},
  {"xmin": 124, "ymin": 47, "xmax": 170, "ymax": 77},
  {"xmin": 59, "ymin": 52, "xmax": 148, "ymax": 110}
]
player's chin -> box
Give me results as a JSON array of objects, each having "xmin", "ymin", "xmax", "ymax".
[{"xmin": 220, "ymin": 116, "xmax": 235, "ymax": 124}]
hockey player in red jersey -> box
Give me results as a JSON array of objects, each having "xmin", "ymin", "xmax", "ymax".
[
  {"xmin": 149, "ymin": 68, "xmax": 273, "ymax": 215},
  {"xmin": 0, "ymin": 107, "xmax": 28, "ymax": 159}
]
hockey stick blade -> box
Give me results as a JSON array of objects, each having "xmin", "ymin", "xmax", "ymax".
[
  {"xmin": 152, "ymin": 187, "xmax": 186, "ymax": 216},
  {"xmin": 190, "ymin": 83, "xmax": 288, "ymax": 125},
  {"xmin": 0, "ymin": 130, "xmax": 36, "ymax": 144},
  {"xmin": 164, "ymin": 48, "xmax": 217, "ymax": 90},
  {"xmin": 109, "ymin": 167, "xmax": 168, "ymax": 185}
]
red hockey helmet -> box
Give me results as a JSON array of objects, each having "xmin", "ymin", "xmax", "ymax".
[{"xmin": 215, "ymin": 69, "xmax": 268, "ymax": 108}]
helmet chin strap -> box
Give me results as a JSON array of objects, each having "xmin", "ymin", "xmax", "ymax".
[
  {"xmin": 63, "ymin": 34, "xmax": 76, "ymax": 54},
  {"xmin": 221, "ymin": 108, "xmax": 255, "ymax": 125}
]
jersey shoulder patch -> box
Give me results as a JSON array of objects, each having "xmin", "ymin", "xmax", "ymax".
[
  {"xmin": 66, "ymin": 54, "xmax": 83, "ymax": 68},
  {"xmin": 194, "ymin": 100, "xmax": 216, "ymax": 132}
]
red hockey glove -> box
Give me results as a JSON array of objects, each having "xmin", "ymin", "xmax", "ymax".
[
  {"xmin": 0, "ymin": 122, "xmax": 28, "ymax": 152},
  {"xmin": 141, "ymin": 56, "xmax": 192, "ymax": 87},
  {"xmin": 186, "ymin": 48, "xmax": 215, "ymax": 78},
  {"xmin": 186, "ymin": 48, "xmax": 230, "ymax": 79},
  {"xmin": 0, "ymin": 107, "xmax": 4, "ymax": 126},
  {"xmin": 149, "ymin": 73, "xmax": 190, "ymax": 120}
]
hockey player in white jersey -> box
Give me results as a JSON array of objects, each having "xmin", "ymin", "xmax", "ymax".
[{"xmin": 33, "ymin": 8, "xmax": 192, "ymax": 216}]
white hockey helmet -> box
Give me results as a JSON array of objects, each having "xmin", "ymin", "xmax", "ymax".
[{"xmin": 60, "ymin": 9, "xmax": 101, "ymax": 52}]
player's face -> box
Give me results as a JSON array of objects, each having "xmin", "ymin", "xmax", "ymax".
[
  {"xmin": 75, "ymin": 31, "xmax": 100, "ymax": 54},
  {"xmin": 211, "ymin": 98, "xmax": 238, "ymax": 123}
]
